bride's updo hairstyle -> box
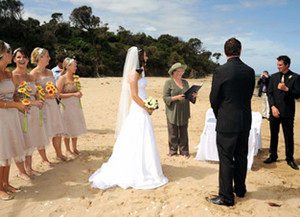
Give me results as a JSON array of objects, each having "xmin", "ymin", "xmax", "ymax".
[
  {"xmin": 31, "ymin": 47, "xmax": 47, "ymax": 65},
  {"xmin": 136, "ymin": 48, "xmax": 145, "ymax": 74}
]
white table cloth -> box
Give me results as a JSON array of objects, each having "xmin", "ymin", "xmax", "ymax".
[{"xmin": 195, "ymin": 108, "xmax": 262, "ymax": 171}]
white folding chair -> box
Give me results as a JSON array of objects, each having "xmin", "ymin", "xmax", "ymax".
[
  {"xmin": 195, "ymin": 109, "xmax": 262, "ymax": 171},
  {"xmin": 195, "ymin": 108, "xmax": 218, "ymax": 161}
]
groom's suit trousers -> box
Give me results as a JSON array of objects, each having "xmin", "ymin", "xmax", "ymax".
[{"xmin": 216, "ymin": 131, "xmax": 249, "ymax": 203}]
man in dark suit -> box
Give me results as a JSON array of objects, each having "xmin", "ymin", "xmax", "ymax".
[
  {"xmin": 264, "ymin": 56, "xmax": 300, "ymax": 170},
  {"xmin": 207, "ymin": 38, "xmax": 255, "ymax": 206}
]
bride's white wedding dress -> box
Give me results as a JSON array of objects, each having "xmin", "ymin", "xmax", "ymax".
[{"xmin": 89, "ymin": 76, "xmax": 168, "ymax": 190}]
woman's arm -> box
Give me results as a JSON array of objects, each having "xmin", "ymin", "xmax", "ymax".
[
  {"xmin": 129, "ymin": 71, "xmax": 153, "ymax": 115},
  {"xmin": 163, "ymin": 80, "xmax": 185, "ymax": 107},
  {"xmin": 11, "ymin": 73, "xmax": 22, "ymax": 102},
  {"xmin": 0, "ymin": 100, "xmax": 27, "ymax": 112}
]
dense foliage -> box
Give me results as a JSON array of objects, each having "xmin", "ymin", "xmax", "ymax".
[{"xmin": 0, "ymin": 0, "xmax": 221, "ymax": 77}]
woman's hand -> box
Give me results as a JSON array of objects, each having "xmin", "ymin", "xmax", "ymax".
[
  {"xmin": 31, "ymin": 100, "xmax": 44, "ymax": 109},
  {"xmin": 74, "ymin": 92, "xmax": 83, "ymax": 98},
  {"xmin": 146, "ymin": 108, "xmax": 154, "ymax": 115},
  {"xmin": 16, "ymin": 102, "xmax": 30, "ymax": 113},
  {"xmin": 176, "ymin": 94, "xmax": 185, "ymax": 101},
  {"xmin": 192, "ymin": 91, "xmax": 198, "ymax": 98},
  {"xmin": 45, "ymin": 94, "xmax": 56, "ymax": 99}
]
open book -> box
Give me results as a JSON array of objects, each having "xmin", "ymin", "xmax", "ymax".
[{"xmin": 184, "ymin": 82, "xmax": 204, "ymax": 103}]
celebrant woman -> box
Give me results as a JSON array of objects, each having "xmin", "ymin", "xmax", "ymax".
[
  {"xmin": 163, "ymin": 62, "xmax": 198, "ymax": 159},
  {"xmin": 89, "ymin": 46, "xmax": 168, "ymax": 190}
]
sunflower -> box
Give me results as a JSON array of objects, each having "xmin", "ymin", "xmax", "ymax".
[
  {"xmin": 18, "ymin": 88, "xmax": 26, "ymax": 93},
  {"xmin": 46, "ymin": 81, "xmax": 53, "ymax": 86},
  {"xmin": 19, "ymin": 81, "xmax": 27, "ymax": 87},
  {"xmin": 25, "ymin": 86, "xmax": 32, "ymax": 91},
  {"xmin": 22, "ymin": 99, "xmax": 30, "ymax": 105}
]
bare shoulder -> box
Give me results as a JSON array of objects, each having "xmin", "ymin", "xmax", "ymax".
[
  {"xmin": 29, "ymin": 68, "xmax": 41, "ymax": 81},
  {"xmin": 11, "ymin": 70, "xmax": 21, "ymax": 80},
  {"xmin": 57, "ymin": 74, "xmax": 66, "ymax": 83},
  {"xmin": 29, "ymin": 67, "xmax": 38, "ymax": 76},
  {"xmin": 5, "ymin": 69, "xmax": 12, "ymax": 78},
  {"xmin": 27, "ymin": 73, "xmax": 35, "ymax": 82},
  {"xmin": 128, "ymin": 70, "xmax": 140, "ymax": 83},
  {"xmin": 46, "ymin": 68, "xmax": 53, "ymax": 77}
]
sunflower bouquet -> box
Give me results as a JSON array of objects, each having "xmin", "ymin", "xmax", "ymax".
[
  {"xmin": 45, "ymin": 81, "xmax": 66, "ymax": 109},
  {"xmin": 143, "ymin": 96, "xmax": 159, "ymax": 110},
  {"xmin": 18, "ymin": 81, "xmax": 31, "ymax": 132},
  {"xmin": 35, "ymin": 85, "xmax": 45, "ymax": 126},
  {"xmin": 73, "ymin": 75, "xmax": 82, "ymax": 108}
]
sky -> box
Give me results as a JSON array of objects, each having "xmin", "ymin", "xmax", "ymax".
[{"xmin": 21, "ymin": 0, "xmax": 300, "ymax": 75}]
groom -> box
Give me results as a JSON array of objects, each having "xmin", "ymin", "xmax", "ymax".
[{"xmin": 207, "ymin": 38, "xmax": 255, "ymax": 206}]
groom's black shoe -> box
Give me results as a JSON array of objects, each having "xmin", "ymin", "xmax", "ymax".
[
  {"xmin": 233, "ymin": 188, "xmax": 246, "ymax": 198},
  {"xmin": 287, "ymin": 161, "xmax": 299, "ymax": 170},
  {"xmin": 206, "ymin": 196, "xmax": 234, "ymax": 207},
  {"xmin": 264, "ymin": 157, "xmax": 277, "ymax": 164}
]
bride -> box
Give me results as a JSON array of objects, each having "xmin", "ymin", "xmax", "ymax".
[{"xmin": 89, "ymin": 46, "xmax": 168, "ymax": 190}]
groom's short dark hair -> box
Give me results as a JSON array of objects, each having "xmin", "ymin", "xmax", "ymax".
[{"xmin": 224, "ymin": 37, "xmax": 241, "ymax": 57}]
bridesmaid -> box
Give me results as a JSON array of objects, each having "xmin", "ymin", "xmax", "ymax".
[
  {"xmin": 30, "ymin": 47, "xmax": 68, "ymax": 162},
  {"xmin": 57, "ymin": 58, "xmax": 87, "ymax": 156},
  {"xmin": 12, "ymin": 47, "xmax": 50, "ymax": 177},
  {"xmin": 0, "ymin": 40, "xmax": 27, "ymax": 200}
]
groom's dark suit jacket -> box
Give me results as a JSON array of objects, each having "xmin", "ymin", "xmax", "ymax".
[
  {"xmin": 268, "ymin": 70, "xmax": 300, "ymax": 118},
  {"xmin": 210, "ymin": 57, "xmax": 255, "ymax": 133}
]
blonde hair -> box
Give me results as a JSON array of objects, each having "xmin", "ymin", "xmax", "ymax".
[
  {"xmin": 62, "ymin": 57, "xmax": 76, "ymax": 73},
  {"xmin": 30, "ymin": 47, "xmax": 47, "ymax": 65},
  {"xmin": 0, "ymin": 40, "xmax": 11, "ymax": 59}
]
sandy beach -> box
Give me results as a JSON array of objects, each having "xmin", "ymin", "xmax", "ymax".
[{"xmin": 1, "ymin": 76, "xmax": 300, "ymax": 217}]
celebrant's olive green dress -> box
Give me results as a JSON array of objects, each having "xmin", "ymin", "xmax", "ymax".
[{"xmin": 163, "ymin": 79, "xmax": 191, "ymax": 156}]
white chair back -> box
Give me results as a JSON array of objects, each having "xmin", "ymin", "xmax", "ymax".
[{"xmin": 206, "ymin": 108, "xmax": 216, "ymax": 123}]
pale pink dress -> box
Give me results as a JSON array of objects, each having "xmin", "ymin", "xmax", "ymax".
[
  {"xmin": 35, "ymin": 76, "xmax": 65, "ymax": 138},
  {"xmin": 60, "ymin": 82, "xmax": 87, "ymax": 138},
  {"xmin": 16, "ymin": 82, "xmax": 49, "ymax": 155},
  {"xmin": 0, "ymin": 79, "xmax": 26, "ymax": 166}
]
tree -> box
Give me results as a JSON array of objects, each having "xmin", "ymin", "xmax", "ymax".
[
  {"xmin": 0, "ymin": 0, "xmax": 23, "ymax": 19},
  {"xmin": 70, "ymin": 6, "xmax": 101, "ymax": 77},
  {"xmin": 117, "ymin": 26, "xmax": 133, "ymax": 45},
  {"xmin": 213, "ymin": 52, "xmax": 221, "ymax": 62},
  {"xmin": 158, "ymin": 34, "xmax": 179, "ymax": 47},
  {"xmin": 1, "ymin": 2, "xmax": 219, "ymax": 78},
  {"xmin": 49, "ymin": 12, "xmax": 63, "ymax": 25},
  {"xmin": 70, "ymin": 6, "xmax": 100, "ymax": 31},
  {"xmin": 188, "ymin": 38, "xmax": 203, "ymax": 55}
]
